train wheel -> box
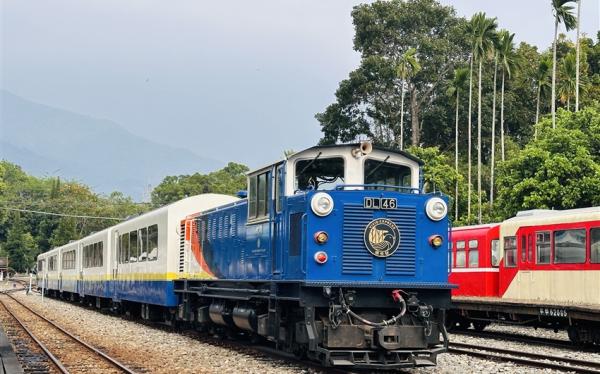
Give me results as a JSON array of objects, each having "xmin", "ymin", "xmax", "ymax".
[
  {"xmin": 567, "ymin": 326, "xmax": 582, "ymax": 345},
  {"xmin": 473, "ymin": 322, "xmax": 488, "ymax": 332}
]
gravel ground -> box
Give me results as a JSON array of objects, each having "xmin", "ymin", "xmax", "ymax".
[{"xmin": 1, "ymin": 281, "xmax": 594, "ymax": 374}]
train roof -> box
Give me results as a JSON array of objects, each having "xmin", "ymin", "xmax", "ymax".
[
  {"xmin": 453, "ymin": 223, "xmax": 500, "ymax": 231},
  {"xmin": 501, "ymin": 206, "xmax": 600, "ymax": 236},
  {"xmin": 249, "ymin": 143, "xmax": 424, "ymax": 175}
]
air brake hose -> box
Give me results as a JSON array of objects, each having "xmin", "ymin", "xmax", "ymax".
[{"xmin": 340, "ymin": 288, "xmax": 407, "ymax": 327}]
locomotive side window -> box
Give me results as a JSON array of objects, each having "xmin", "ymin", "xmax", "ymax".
[
  {"xmin": 554, "ymin": 229, "xmax": 586, "ymax": 264},
  {"xmin": 147, "ymin": 224, "xmax": 158, "ymax": 261},
  {"xmin": 535, "ymin": 231, "xmax": 551, "ymax": 264},
  {"xmin": 591, "ymin": 228, "xmax": 600, "ymax": 263},
  {"xmin": 295, "ymin": 157, "xmax": 344, "ymax": 191},
  {"xmin": 468, "ymin": 240, "xmax": 479, "ymax": 267},
  {"xmin": 455, "ymin": 241, "xmax": 466, "ymax": 268},
  {"xmin": 364, "ymin": 159, "xmax": 411, "ymax": 190},
  {"xmin": 491, "ymin": 240, "xmax": 500, "ymax": 267},
  {"xmin": 504, "ymin": 236, "xmax": 517, "ymax": 267},
  {"xmin": 248, "ymin": 171, "xmax": 270, "ymax": 221}
]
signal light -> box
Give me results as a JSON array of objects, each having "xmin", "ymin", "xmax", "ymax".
[
  {"xmin": 314, "ymin": 251, "xmax": 328, "ymax": 264},
  {"xmin": 429, "ymin": 235, "xmax": 444, "ymax": 248},
  {"xmin": 314, "ymin": 231, "xmax": 329, "ymax": 244}
]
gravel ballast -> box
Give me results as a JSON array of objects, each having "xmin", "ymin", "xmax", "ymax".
[{"xmin": 1, "ymin": 282, "xmax": 595, "ymax": 373}]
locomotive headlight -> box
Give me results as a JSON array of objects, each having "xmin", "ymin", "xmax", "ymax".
[
  {"xmin": 311, "ymin": 192, "xmax": 334, "ymax": 217},
  {"xmin": 314, "ymin": 231, "xmax": 329, "ymax": 244},
  {"xmin": 425, "ymin": 197, "xmax": 447, "ymax": 221},
  {"xmin": 429, "ymin": 235, "xmax": 444, "ymax": 248}
]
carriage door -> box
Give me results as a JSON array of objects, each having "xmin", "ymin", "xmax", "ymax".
[
  {"xmin": 272, "ymin": 164, "xmax": 284, "ymax": 278},
  {"xmin": 112, "ymin": 230, "xmax": 120, "ymax": 295}
]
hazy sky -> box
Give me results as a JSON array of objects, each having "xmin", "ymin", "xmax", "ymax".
[{"xmin": 2, "ymin": 0, "xmax": 598, "ymax": 170}]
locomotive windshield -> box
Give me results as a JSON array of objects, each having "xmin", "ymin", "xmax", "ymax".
[
  {"xmin": 364, "ymin": 159, "xmax": 411, "ymax": 189},
  {"xmin": 295, "ymin": 157, "xmax": 344, "ymax": 190}
]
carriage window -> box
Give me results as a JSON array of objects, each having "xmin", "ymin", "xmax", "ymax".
[
  {"xmin": 554, "ymin": 229, "xmax": 586, "ymax": 264},
  {"xmin": 148, "ymin": 224, "xmax": 158, "ymax": 261},
  {"xmin": 139, "ymin": 227, "xmax": 148, "ymax": 261},
  {"xmin": 468, "ymin": 240, "xmax": 479, "ymax": 267},
  {"xmin": 504, "ymin": 236, "xmax": 517, "ymax": 267},
  {"xmin": 364, "ymin": 159, "xmax": 411, "ymax": 190},
  {"xmin": 37, "ymin": 260, "xmax": 43, "ymax": 271},
  {"xmin": 49, "ymin": 255, "xmax": 57, "ymax": 271},
  {"xmin": 455, "ymin": 241, "xmax": 466, "ymax": 268},
  {"xmin": 129, "ymin": 230, "xmax": 138, "ymax": 262},
  {"xmin": 295, "ymin": 157, "xmax": 344, "ymax": 191},
  {"xmin": 536, "ymin": 231, "xmax": 551, "ymax": 264},
  {"xmin": 491, "ymin": 240, "xmax": 500, "ymax": 267},
  {"xmin": 120, "ymin": 233, "xmax": 129, "ymax": 264},
  {"xmin": 591, "ymin": 228, "xmax": 600, "ymax": 263},
  {"xmin": 521, "ymin": 236, "xmax": 527, "ymax": 262},
  {"xmin": 248, "ymin": 171, "xmax": 270, "ymax": 221},
  {"xmin": 62, "ymin": 250, "xmax": 76, "ymax": 270}
]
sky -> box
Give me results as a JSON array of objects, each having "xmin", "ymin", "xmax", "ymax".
[{"xmin": 1, "ymin": 0, "xmax": 599, "ymax": 171}]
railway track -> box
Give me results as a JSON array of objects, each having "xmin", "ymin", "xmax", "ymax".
[
  {"xmin": 0, "ymin": 292, "xmax": 137, "ymax": 374},
  {"xmin": 449, "ymin": 341, "xmax": 600, "ymax": 373},
  {"xmin": 450, "ymin": 329, "xmax": 594, "ymax": 352}
]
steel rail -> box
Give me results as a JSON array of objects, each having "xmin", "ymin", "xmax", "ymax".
[
  {"xmin": 0, "ymin": 295, "xmax": 70, "ymax": 373},
  {"xmin": 451, "ymin": 329, "xmax": 591, "ymax": 352},
  {"xmin": 449, "ymin": 342, "xmax": 600, "ymax": 373},
  {"xmin": 2, "ymin": 293, "xmax": 137, "ymax": 374}
]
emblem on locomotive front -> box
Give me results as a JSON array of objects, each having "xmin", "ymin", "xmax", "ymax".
[{"xmin": 363, "ymin": 218, "xmax": 400, "ymax": 257}]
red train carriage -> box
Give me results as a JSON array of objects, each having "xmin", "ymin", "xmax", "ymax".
[{"xmin": 449, "ymin": 207, "xmax": 600, "ymax": 344}]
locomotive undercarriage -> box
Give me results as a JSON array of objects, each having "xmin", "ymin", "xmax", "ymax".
[{"xmin": 174, "ymin": 280, "xmax": 449, "ymax": 369}]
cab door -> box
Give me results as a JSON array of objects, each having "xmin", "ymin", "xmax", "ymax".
[
  {"xmin": 112, "ymin": 230, "xmax": 120, "ymax": 298},
  {"xmin": 272, "ymin": 164, "xmax": 285, "ymax": 278},
  {"xmin": 246, "ymin": 168, "xmax": 273, "ymax": 279}
]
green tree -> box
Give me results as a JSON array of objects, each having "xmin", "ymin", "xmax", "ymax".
[
  {"xmin": 496, "ymin": 105, "xmax": 600, "ymax": 218},
  {"xmin": 551, "ymin": 0, "xmax": 576, "ymax": 128},
  {"xmin": 396, "ymin": 48, "xmax": 421, "ymax": 150},
  {"xmin": 447, "ymin": 67, "xmax": 469, "ymax": 219},
  {"xmin": 535, "ymin": 58, "xmax": 552, "ymax": 126},
  {"xmin": 4, "ymin": 213, "xmax": 38, "ymax": 272},
  {"xmin": 317, "ymin": 0, "xmax": 467, "ymax": 146},
  {"xmin": 497, "ymin": 30, "xmax": 518, "ymax": 161},
  {"xmin": 151, "ymin": 162, "xmax": 249, "ymax": 207},
  {"xmin": 559, "ymin": 52, "xmax": 577, "ymax": 109},
  {"xmin": 469, "ymin": 12, "xmax": 498, "ymax": 223}
]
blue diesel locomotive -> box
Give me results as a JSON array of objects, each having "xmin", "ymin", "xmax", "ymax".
[
  {"xmin": 37, "ymin": 142, "xmax": 452, "ymax": 370},
  {"xmin": 176, "ymin": 142, "xmax": 452, "ymax": 369}
]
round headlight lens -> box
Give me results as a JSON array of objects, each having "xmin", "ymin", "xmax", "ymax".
[
  {"xmin": 311, "ymin": 192, "xmax": 334, "ymax": 217},
  {"xmin": 425, "ymin": 197, "xmax": 448, "ymax": 221}
]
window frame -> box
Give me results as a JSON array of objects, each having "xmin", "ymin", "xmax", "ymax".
[
  {"xmin": 535, "ymin": 231, "xmax": 551, "ymax": 265},
  {"xmin": 247, "ymin": 170, "xmax": 271, "ymax": 223},
  {"xmin": 468, "ymin": 239, "xmax": 479, "ymax": 268},
  {"xmin": 504, "ymin": 236, "xmax": 517, "ymax": 268},
  {"xmin": 455, "ymin": 240, "xmax": 466, "ymax": 268},
  {"xmin": 553, "ymin": 228, "xmax": 586, "ymax": 264},
  {"xmin": 294, "ymin": 156, "xmax": 346, "ymax": 192},
  {"xmin": 363, "ymin": 158, "xmax": 413, "ymax": 190},
  {"xmin": 591, "ymin": 227, "xmax": 600, "ymax": 264}
]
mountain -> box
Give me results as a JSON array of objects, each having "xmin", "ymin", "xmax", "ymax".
[{"xmin": 0, "ymin": 90, "xmax": 223, "ymax": 200}]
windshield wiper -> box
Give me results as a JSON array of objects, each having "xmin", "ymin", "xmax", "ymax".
[
  {"xmin": 365, "ymin": 156, "xmax": 390, "ymax": 180},
  {"xmin": 298, "ymin": 151, "xmax": 322, "ymax": 175}
]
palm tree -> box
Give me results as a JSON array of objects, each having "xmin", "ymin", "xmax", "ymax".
[
  {"xmin": 559, "ymin": 52, "xmax": 577, "ymax": 110},
  {"xmin": 465, "ymin": 17, "xmax": 477, "ymax": 222},
  {"xmin": 489, "ymin": 32, "xmax": 501, "ymax": 208},
  {"xmin": 575, "ymin": 0, "xmax": 582, "ymax": 111},
  {"xmin": 470, "ymin": 13, "xmax": 498, "ymax": 223},
  {"xmin": 551, "ymin": 0, "xmax": 577, "ymax": 128},
  {"xmin": 396, "ymin": 48, "xmax": 421, "ymax": 150},
  {"xmin": 447, "ymin": 68, "xmax": 469, "ymax": 220},
  {"xmin": 534, "ymin": 58, "xmax": 552, "ymax": 130},
  {"xmin": 497, "ymin": 30, "xmax": 517, "ymax": 163}
]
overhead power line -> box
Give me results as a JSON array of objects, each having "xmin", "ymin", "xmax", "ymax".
[{"xmin": 0, "ymin": 206, "xmax": 124, "ymax": 221}]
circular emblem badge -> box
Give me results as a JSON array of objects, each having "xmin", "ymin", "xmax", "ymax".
[{"xmin": 363, "ymin": 218, "xmax": 400, "ymax": 258}]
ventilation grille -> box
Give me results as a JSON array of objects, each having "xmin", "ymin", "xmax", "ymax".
[
  {"xmin": 342, "ymin": 204, "xmax": 417, "ymax": 276},
  {"xmin": 179, "ymin": 222, "xmax": 186, "ymax": 273}
]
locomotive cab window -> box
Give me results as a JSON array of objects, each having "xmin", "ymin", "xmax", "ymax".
[
  {"xmin": 554, "ymin": 229, "xmax": 586, "ymax": 264},
  {"xmin": 491, "ymin": 239, "xmax": 500, "ymax": 267},
  {"xmin": 591, "ymin": 228, "xmax": 600, "ymax": 263},
  {"xmin": 248, "ymin": 170, "xmax": 270, "ymax": 221},
  {"xmin": 295, "ymin": 157, "xmax": 344, "ymax": 191},
  {"xmin": 364, "ymin": 159, "xmax": 411, "ymax": 190}
]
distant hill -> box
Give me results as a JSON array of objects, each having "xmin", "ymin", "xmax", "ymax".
[{"xmin": 0, "ymin": 90, "xmax": 223, "ymax": 200}]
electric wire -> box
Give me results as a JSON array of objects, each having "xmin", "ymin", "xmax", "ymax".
[{"xmin": 0, "ymin": 206, "xmax": 125, "ymax": 221}]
